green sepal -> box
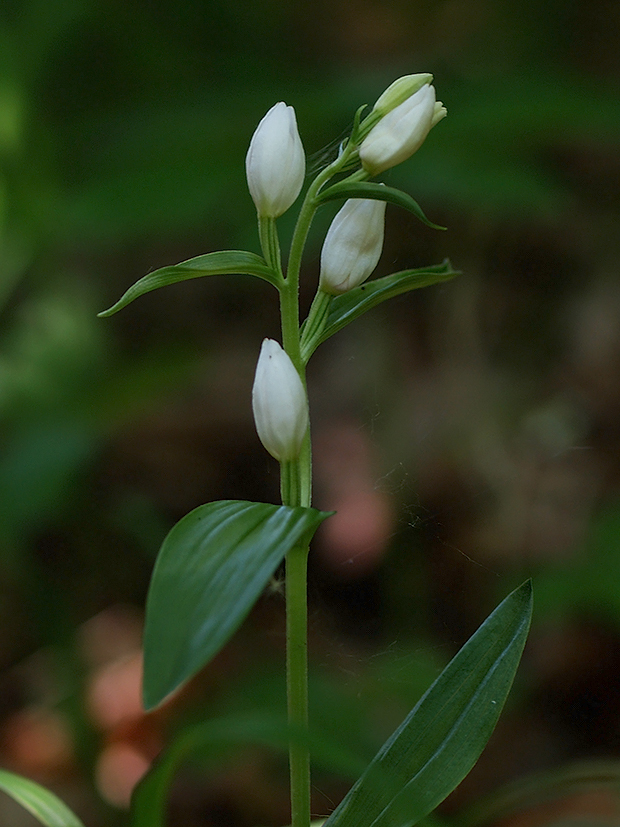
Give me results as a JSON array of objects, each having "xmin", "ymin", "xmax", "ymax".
[
  {"xmin": 98, "ymin": 250, "xmax": 280, "ymax": 317},
  {"xmin": 301, "ymin": 260, "xmax": 459, "ymax": 363},
  {"xmin": 324, "ymin": 580, "xmax": 533, "ymax": 827},
  {"xmin": 316, "ymin": 181, "xmax": 446, "ymax": 230},
  {"xmin": 142, "ymin": 500, "xmax": 332, "ymax": 710},
  {"xmin": 0, "ymin": 769, "xmax": 85, "ymax": 827}
]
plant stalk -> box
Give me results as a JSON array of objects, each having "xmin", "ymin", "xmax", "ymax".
[
  {"xmin": 284, "ymin": 535, "xmax": 311, "ymax": 827},
  {"xmin": 277, "ymin": 142, "xmax": 358, "ymax": 827}
]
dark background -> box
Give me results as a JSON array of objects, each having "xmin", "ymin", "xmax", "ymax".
[{"xmin": 1, "ymin": 0, "xmax": 620, "ymax": 824}]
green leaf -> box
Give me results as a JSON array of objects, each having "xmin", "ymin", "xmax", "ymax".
[
  {"xmin": 142, "ymin": 500, "xmax": 331, "ymax": 710},
  {"xmin": 301, "ymin": 260, "xmax": 458, "ymax": 362},
  {"xmin": 98, "ymin": 250, "xmax": 279, "ymax": 317},
  {"xmin": 0, "ymin": 769, "xmax": 85, "ymax": 827},
  {"xmin": 460, "ymin": 759, "xmax": 620, "ymax": 827},
  {"xmin": 324, "ymin": 580, "xmax": 533, "ymax": 827},
  {"xmin": 131, "ymin": 712, "xmax": 367, "ymax": 827},
  {"xmin": 316, "ymin": 182, "xmax": 446, "ymax": 230},
  {"xmin": 131, "ymin": 715, "xmax": 288, "ymax": 827}
]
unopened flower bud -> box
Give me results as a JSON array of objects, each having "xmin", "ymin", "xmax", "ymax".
[
  {"xmin": 319, "ymin": 197, "xmax": 386, "ymax": 295},
  {"xmin": 372, "ymin": 73, "xmax": 433, "ymax": 117},
  {"xmin": 359, "ymin": 83, "xmax": 445, "ymax": 176},
  {"xmin": 245, "ymin": 102, "xmax": 305, "ymax": 218},
  {"xmin": 252, "ymin": 339, "xmax": 309, "ymax": 461}
]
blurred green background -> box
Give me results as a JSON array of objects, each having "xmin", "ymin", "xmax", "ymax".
[{"xmin": 1, "ymin": 0, "xmax": 620, "ymax": 824}]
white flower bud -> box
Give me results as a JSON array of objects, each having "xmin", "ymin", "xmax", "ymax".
[
  {"xmin": 252, "ymin": 339, "xmax": 309, "ymax": 462},
  {"xmin": 319, "ymin": 198, "xmax": 387, "ymax": 295},
  {"xmin": 359, "ymin": 83, "xmax": 445, "ymax": 176},
  {"xmin": 245, "ymin": 102, "xmax": 305, "ymax": 218},
  {"xmin": 371, "ymin": 73, "xmax": 433, "ymax": 117}
]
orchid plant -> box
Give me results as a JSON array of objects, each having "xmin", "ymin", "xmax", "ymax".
[{"xmin": 0, "ymin": 74, "xmax": 532, "ymax": 827}]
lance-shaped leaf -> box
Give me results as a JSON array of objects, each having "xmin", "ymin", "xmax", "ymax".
[
  {"xmin": 131, "ymin": 715, "xmax": 291, "ymax": 827},
  {"xmin": 143, "ymin": 500, "xmax": 331, "ymax": 710},
  {"xmin": 459, "ymin": 759, "xmax": 620, "ymax": 827},
  {"xmin": 324, "ymin": 580, "xmax": 533, "ymax": 827},
  {"xmin": 0, "ymin": 769, "xmax": 85, "ymax": 827},
  {"xmin": 98, "ymin": 250, "xmax": 280, "ymax": 317},
  {"xmin": 131, "ymin": 713, "xmax": 367, "ymax": 827},
  {"xmin": 301, "ymin": 260, "xmax": 458, "ymax": 363},
  {"xmin": 316, "ymin": 181, "xmax": 445, "ymax": 230}
]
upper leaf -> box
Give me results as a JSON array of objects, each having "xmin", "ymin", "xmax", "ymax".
[
  {"xmin": 301, "ymin": 260, "xmax": 458, "ymax": 363},
  {"xmin": 316, "ymin": 181, "xmax": 446, "ymax": 230},
  {"xmin": 323, "ymin": 580, "xmax": 533, "ymax": 827},
  {"xmin": 98, "ymin": 250, "xmax": 280, "ymax": 316},
  {"xmin": 142, "ymin": 499, "xmax": 331, "ymax": 709},
  {"xmin": 0, "ymin": 769, "xmax": 85, "ymax": 827}
]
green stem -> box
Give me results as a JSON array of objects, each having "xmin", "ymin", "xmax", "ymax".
[
  {"xmin": 278, "ymin": 140, "xmax": 359, "ymax": 827},
  {"xmin": 280, "ymin": 275, "xmax": 302, "ymax": 368},
  {"xmin": 280, "ymin": 307, "xmax": 311, "ymax": 827},
  {"xmin": 300, "ymin": 288, "xmax": 332, "ymax": 364},
  {"xmin": 285, "ymin": 539, "xmax": 310, "ymax": 827},
  {"xmin": 258, "ymin": 215, "xmax": 283, "ymax": 275},
  {"xmin": 287, "ymin": 140, "xmax": 359, "ymax": 296},
  {"xmin": 280, "ymin": 460, "xmax": 300, "ymax": 507},
  {"xmin": 337, "ymin": 167, "xmax": 370, "ymax": 185}
]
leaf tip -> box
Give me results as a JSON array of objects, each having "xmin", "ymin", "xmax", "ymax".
[
  {"xmin": 142, "ymin": 684, "xmax": 168, "ymax": 713},
  {"xmin": 513, "ymin": 578, "xmax": 534, "ymax": 622},
  {"xmin": 441, "ymin": 257, "xmax": 461, "ymax": 276},
  {"xmin": 97, "ymin": 299, "xmax": 127, "ymax": 317}
]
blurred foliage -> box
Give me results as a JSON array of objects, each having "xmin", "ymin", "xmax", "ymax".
[{"xmin": 0, "ymin": 0, "xmax": 620, "ymax": 824}]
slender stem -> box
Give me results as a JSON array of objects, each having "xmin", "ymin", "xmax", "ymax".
[
  {"xmin": 342, "ymin": 167, "xmax": 370, "ymax": 184},
  {"xmin": 286, "ymin": 167, "xmax": 331, "ymax": 294},
  {"xmin": 285, "ymin": 539, "xmax": 310, "ymax": 827},
  {"xmin": 258, "ymin": 215, "xmax": 283, "ymax": 276},
  {"xmin": 278, "ymin": 140, "xmax": 359, "ymax": 827},
  {"xmin": 286, "ymin": 146, "xmax": 356, "ymax": 293},
  {"xmin": 300, "ymin": 288, "xmax": 332, "ymax": 364},
  {"xmin": 280, "ymin": 274, "xmax": 303, "ymax": 368},
  {"xmin": 296, "ymin": 430, "xmax": 312, "ymax": 508},
  {"xmin": 280, "ymin": 460, "xmax": 300, "ymax": 507},
  {"xmin": 280, "ymin": 292, "xmax": 311, "ymax": 827}
]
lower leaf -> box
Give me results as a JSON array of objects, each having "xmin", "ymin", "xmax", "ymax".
[
  {"xmin": 0, "ymin": 769, "xmax": 85, "ymax": 827},
  {"xmin": 130, "ymin": 712, "xmax": 367, "ymax": 827},
  {"xmin": 142, "ymin": 500, "xmax": 331, "ymax": 709},
  {"xmin": 324, "ymin": 580, "xmax": 533, "ymax": 827}
]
